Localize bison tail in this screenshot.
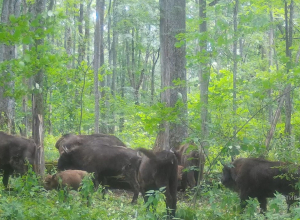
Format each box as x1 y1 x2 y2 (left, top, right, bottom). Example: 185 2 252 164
137 148 156 160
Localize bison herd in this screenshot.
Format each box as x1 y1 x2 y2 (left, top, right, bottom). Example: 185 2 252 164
1 131 300 216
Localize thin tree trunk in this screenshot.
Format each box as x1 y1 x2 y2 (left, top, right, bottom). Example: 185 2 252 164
232 0 239 147
94 0 101 133
150 49 160 106
199 0 209 147
32 0 45 177
268 9 274 123
99 0 106 133
284 0 293 136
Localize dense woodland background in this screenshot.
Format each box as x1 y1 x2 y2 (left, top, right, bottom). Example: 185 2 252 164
0 0 300 178
1 0 300 219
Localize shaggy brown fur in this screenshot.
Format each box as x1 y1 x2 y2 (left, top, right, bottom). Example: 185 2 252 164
176 143 205 191
0 132 36 187
221 158 300 213
138 148 178 217
58 144 141 203
55 133 127 155
44 170 88 190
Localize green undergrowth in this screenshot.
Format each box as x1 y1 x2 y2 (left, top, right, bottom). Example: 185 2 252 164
2 172 300 220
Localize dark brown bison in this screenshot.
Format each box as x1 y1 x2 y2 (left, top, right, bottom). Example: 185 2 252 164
138 148 178 217
221 157 300 213
55 133 127 155
57 144 141 203
176 143 205 191
0 132 36 187
44 170 89 190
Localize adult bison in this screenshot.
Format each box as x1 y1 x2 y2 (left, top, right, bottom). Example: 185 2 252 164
0 132 36 187
55 133 127 155
57 144 141 203
44 170 88 191
138 148 178 217
176 143 205 191
221 157 300 213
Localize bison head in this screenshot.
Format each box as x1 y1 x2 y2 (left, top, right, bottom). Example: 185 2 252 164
44 174 58 190
221 164 237 191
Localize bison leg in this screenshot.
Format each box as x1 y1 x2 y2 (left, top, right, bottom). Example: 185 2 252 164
3 171 9 187
180 173 188 191
3 168 12 188
239 193 248 212
128 177 140 204
286 196 297 212
186 171 196 188
257 197 267 213
123 169 140 204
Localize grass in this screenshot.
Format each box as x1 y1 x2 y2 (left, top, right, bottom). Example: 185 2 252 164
2 174 300 220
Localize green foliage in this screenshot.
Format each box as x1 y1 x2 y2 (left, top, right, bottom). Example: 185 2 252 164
79 173 96 207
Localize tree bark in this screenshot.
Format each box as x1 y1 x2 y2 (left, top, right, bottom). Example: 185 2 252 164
284 0 293 136
0 0 20 134
232 0 239 147
155 0 187 150
32 0 45 176
99 0 106 133
94 0 101 133
199 0 210 147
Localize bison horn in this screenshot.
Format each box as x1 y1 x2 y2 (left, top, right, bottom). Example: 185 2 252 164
62 145 69 154
137 151 142 157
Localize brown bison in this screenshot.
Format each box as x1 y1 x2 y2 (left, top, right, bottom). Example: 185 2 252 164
0 132 36 187
176 143 205 191
138 148 178 217
44 170 88 190
57 143 141 203
221 157 300 213
55 133 127 155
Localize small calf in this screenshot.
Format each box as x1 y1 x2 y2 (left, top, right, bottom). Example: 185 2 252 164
177 165 184 181
44 170 88 191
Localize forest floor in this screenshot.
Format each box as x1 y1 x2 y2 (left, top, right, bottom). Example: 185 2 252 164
0 176 299 220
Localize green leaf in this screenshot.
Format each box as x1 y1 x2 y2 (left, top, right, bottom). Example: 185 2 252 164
22 36 33 44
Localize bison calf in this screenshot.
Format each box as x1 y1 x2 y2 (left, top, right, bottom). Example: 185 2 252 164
176 143 205 191
138 148 178 217
44 170 88 191
221 158 300 213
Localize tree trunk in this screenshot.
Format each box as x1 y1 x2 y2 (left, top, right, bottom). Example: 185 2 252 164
155 0 187 150
284 0 293 136
32 0 45 176
268 9 274 123
0 0 20 134
150 49 160 106
232 0 239 147
199 0 210 147
99 0 106 133
94 0 101 133
109 0 119 133
85 1 92 63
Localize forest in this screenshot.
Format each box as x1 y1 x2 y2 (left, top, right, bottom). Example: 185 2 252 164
0 0 300 219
